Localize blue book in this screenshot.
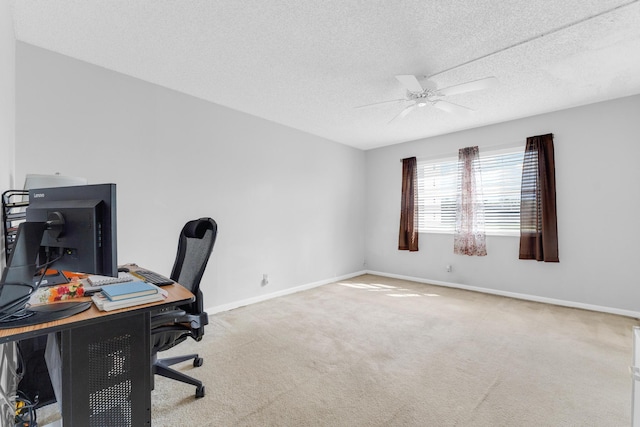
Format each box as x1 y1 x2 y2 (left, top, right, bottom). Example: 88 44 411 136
101 280 158 301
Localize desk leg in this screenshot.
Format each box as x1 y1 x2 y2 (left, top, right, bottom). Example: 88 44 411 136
61 312 151 426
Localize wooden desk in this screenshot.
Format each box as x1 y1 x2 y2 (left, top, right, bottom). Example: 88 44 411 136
0 283 194 343
0 282 194 426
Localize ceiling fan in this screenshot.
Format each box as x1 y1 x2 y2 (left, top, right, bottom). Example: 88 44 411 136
357 75 498 122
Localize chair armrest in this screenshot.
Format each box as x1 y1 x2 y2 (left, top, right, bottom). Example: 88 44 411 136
150 309 208 330
183 312 208 329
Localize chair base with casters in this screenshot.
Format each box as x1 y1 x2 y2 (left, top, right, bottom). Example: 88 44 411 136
152 352 205 398
151 308 209 398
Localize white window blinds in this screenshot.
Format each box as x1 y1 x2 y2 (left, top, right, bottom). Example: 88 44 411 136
416 145 524 235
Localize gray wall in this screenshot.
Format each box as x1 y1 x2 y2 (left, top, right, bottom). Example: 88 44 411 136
1 1 16 268
365 94 640 314
15 42 366 311
13 41 640 315
0 0 16 400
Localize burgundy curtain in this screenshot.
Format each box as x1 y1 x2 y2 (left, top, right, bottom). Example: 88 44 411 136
398 157 418 251
519 133 559 262
454 146 487 256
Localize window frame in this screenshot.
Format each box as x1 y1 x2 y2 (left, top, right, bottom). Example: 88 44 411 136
415 144 525 237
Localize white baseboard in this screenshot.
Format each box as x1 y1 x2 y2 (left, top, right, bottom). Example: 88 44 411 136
206 270 367 315
205 269 640 319
365 270 640 319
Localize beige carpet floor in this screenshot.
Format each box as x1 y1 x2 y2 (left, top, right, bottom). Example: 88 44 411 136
148 274 639 426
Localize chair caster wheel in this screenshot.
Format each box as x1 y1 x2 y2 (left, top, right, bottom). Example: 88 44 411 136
194 357 203 367
196 385 205 398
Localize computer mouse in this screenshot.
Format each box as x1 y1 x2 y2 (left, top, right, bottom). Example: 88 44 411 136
118 267 130 273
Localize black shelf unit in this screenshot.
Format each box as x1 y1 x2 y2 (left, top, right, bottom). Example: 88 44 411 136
2 190 29 263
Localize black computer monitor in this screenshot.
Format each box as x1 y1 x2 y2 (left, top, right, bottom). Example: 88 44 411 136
25 183 118 278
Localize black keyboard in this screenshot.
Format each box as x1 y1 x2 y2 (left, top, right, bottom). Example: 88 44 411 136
133 270 174 286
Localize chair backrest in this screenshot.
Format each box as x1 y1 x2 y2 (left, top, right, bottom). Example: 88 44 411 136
170 218 217 314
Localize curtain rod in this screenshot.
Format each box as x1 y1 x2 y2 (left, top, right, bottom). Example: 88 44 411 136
400 140 524 163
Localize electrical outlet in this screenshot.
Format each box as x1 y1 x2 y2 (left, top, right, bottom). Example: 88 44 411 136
446 265 452 273
261 274 269 286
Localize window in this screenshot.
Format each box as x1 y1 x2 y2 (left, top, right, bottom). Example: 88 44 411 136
416 146 524 235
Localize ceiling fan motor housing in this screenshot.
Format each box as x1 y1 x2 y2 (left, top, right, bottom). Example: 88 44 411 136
409 90 438 106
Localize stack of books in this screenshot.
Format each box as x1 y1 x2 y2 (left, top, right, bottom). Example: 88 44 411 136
91 280 165 311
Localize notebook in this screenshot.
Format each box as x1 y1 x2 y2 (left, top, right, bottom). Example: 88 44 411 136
101 281 158 301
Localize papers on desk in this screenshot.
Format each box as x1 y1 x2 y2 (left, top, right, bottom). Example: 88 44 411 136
91 283 167 311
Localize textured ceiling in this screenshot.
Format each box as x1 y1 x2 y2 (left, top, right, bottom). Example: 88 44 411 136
11 0 640 150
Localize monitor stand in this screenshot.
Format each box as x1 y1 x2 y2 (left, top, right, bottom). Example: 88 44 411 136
33 269 70 287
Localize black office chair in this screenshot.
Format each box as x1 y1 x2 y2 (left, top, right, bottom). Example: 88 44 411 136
151 217 217 398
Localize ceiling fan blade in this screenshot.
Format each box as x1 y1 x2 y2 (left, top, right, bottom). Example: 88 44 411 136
432 100 475 114
388 103 417 123
437 76 498 97
355 98 407 109
395 75 424 93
